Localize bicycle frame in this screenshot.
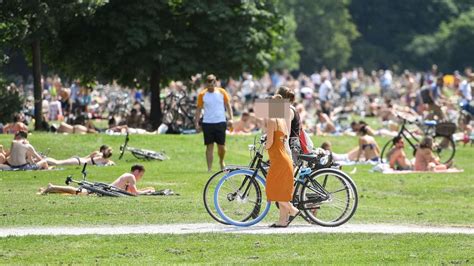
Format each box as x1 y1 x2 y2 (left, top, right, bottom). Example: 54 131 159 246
231 137 331 211
118 133 130 160
395 119 421 151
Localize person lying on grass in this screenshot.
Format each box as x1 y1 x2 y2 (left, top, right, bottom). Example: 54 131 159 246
1 131 49 170
38 164 155 195
45 145 115 166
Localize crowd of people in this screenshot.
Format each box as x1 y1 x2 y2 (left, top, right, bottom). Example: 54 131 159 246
2 66 472 228
1 64 473 172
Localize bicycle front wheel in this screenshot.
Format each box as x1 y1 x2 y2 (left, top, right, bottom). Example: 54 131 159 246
214 169 270 227
432 135 455 164
299 169 358 227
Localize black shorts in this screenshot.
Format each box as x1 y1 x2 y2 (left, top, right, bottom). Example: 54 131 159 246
202 122 227 145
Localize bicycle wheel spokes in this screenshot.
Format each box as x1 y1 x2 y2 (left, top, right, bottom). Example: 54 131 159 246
300 169 358 227
216 174 261 222
214 170 270 226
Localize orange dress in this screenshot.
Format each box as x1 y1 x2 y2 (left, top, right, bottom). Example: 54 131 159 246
266 128 294 202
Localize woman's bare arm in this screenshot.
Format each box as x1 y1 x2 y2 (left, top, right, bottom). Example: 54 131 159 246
265 119 275 150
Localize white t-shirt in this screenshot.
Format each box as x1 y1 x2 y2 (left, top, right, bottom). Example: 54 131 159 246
459 80 472 104
197 88 230 124
319 80 332 101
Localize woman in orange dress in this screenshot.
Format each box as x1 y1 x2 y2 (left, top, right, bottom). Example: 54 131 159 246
264 113 300 228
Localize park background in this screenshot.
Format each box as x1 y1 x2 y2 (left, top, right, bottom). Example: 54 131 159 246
1 0 473 264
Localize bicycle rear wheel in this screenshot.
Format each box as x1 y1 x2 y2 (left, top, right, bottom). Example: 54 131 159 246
214 169 270 227
299 169 358 227
379 138 394 164
432 135 455 164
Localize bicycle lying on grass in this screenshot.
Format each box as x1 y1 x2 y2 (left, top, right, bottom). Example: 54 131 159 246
204 135 358 227
118 133 169 161
65 163 136 197
380 113 456 164
65 164 179 197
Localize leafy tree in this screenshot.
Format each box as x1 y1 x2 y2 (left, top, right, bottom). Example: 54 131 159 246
407 8 474 71
284 0 359 72
0 0 104 130
51 0 286 129
269 12 302 71
349 0 462 69
0 77 23 124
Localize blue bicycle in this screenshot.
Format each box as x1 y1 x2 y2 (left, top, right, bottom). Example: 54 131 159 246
210 135 358 227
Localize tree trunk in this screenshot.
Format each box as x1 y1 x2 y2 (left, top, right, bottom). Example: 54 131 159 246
149 66 162 130
32 38 44 131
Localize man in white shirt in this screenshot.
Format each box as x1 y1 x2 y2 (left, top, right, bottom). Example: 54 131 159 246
458 75 472 106
319 76 333 115
195 74 234 171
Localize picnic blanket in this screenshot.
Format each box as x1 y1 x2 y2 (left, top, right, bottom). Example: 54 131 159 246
371 163 464 174
381 168 464 174
0 166 63 171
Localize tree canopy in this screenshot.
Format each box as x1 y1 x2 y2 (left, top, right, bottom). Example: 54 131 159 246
49 0 286 128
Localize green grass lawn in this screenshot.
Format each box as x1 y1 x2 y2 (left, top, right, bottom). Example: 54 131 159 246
0 133 473 264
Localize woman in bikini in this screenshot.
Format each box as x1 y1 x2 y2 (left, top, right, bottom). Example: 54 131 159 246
45 145 115 166
355 125 381 162
414 137 451 171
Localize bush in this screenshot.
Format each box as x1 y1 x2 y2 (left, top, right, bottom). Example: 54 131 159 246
0 77 23 124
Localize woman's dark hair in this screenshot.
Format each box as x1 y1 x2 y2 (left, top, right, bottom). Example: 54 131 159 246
419 137 433 149
359 125 368 135
131 164 145 172
276 86 295 103
99 145 112 158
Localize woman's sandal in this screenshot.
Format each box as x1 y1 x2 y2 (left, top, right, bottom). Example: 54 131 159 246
287 211 301 226
269 223 288 228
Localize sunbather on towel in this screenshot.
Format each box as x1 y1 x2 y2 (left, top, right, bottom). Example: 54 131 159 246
38 164 155 195
414 137 452 171
45 145 115 166
386 136 413 170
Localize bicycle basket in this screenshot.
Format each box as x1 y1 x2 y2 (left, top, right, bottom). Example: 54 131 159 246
435 122 456 136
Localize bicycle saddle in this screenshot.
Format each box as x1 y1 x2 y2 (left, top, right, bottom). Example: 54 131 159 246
424 120 437 126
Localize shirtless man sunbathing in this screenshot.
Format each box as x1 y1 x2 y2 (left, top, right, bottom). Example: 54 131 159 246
386 136 412 170
1 131 49 170
39 164 154 195
45 145 115 166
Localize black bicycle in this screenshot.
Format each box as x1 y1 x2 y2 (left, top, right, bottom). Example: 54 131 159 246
162 91 197 133
65 164 136 197
118 133 169 161
380 113 456 164
204 135 358 227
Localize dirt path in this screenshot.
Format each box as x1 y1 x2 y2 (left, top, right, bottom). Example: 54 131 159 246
1 223 473 237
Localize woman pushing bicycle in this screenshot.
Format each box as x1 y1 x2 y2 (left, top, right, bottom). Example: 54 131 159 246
263 95 300 228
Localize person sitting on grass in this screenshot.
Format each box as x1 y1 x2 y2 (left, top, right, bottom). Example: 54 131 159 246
45 145 115 166
230 111 256 135
2 131 49 170
355 125 381 163
386 136 412 170
2 113 29 134
38 164 155 195
414 137 452 171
